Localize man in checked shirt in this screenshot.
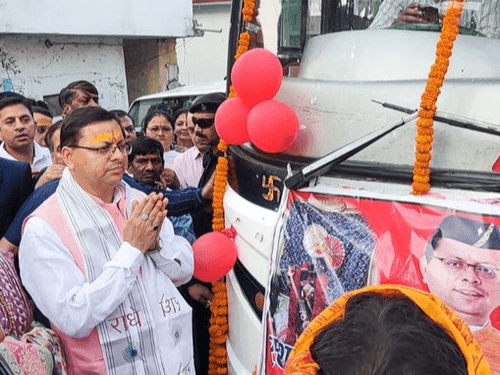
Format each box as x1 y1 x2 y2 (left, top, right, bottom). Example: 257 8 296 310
369 0 500 39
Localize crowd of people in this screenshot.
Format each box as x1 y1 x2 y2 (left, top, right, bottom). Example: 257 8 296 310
0 78 495 375
0 80 225 375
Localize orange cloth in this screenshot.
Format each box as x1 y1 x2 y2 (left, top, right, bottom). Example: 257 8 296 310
284 285 491 375
474 323 500 375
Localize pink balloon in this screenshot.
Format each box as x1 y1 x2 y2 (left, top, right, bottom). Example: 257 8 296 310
193 232 238 282
247 100 300 153
231 48 283 107
215 97 251 145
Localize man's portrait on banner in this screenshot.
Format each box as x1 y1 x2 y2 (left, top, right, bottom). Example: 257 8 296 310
418 215 500 373
419 215 500 328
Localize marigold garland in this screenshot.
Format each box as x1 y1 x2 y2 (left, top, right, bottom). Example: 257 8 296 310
412 0 464 195
242 0 256 23
208 1 256 374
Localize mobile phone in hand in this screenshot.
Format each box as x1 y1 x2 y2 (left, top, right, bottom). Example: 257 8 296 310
419 5 440 23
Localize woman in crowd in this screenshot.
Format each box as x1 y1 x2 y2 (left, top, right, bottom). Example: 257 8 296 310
173 108 194 152
0 248 67 374
143 108 180 167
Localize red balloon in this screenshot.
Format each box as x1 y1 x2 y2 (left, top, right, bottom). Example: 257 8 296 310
247 100 300 153
231 48 283 107
192 232 238 282
215 97 251 145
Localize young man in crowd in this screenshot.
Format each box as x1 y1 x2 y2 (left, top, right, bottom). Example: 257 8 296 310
0 93 51 173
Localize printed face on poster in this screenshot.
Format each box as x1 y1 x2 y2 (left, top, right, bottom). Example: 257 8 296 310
265 189 500 375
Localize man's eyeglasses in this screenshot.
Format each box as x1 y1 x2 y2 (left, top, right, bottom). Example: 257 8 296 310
433 256 500 280
69 143 131 156
192 117 214 129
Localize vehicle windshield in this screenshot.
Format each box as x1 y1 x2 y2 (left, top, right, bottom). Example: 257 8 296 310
233 0 500 170
252 0 500 59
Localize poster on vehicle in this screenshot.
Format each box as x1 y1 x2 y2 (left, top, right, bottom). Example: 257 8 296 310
264 188 500 375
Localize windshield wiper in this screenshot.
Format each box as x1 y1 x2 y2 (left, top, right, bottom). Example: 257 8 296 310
372 100 500 136
284 112 419 189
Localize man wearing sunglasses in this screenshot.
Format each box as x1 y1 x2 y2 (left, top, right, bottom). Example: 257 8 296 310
171 93 225 375
172 93 225 189
419 215 500 373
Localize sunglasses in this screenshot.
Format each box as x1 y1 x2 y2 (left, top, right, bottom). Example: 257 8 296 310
192 117 215 129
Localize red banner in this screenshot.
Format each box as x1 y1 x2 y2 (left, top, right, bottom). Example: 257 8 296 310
265 190 500 374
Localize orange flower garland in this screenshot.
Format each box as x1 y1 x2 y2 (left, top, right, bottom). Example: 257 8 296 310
242 0 256 23
208 2 256 374
412 0 464 195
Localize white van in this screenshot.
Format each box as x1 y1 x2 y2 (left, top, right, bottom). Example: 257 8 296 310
128 81 226 129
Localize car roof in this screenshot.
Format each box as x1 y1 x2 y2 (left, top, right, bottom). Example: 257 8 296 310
129 81 227 106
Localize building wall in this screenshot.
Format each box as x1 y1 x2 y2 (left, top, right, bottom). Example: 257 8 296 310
176 2 231 86
124 38 179 104
0 0 194 38
0 34 128 112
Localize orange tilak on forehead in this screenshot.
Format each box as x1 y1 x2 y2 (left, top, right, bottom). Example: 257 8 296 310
36 118 52 126
89 128 123 144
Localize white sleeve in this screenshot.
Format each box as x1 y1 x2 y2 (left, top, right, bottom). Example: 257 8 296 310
147 218 194 286
19 216 145 339
369 0 409 29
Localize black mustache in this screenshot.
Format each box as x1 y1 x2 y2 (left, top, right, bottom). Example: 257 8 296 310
195 132 207 139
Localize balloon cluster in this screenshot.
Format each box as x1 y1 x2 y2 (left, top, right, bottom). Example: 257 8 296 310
215 48 300 153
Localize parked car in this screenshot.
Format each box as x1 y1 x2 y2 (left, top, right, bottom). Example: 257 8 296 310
128 81 226 130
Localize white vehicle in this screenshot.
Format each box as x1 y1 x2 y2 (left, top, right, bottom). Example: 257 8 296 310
222 0 500 374
128 81 226 128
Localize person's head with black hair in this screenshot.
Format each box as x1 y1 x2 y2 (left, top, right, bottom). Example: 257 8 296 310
127 136 164 186
32 101 53 147
110 109 137 146
420 215 500 327
173 107 194 150
44 120 64 164
285 285 490 375
0 93 36 163
189 93 225 154
143 108 175 152
309 292 467 375
60 107 128 203
32 100 51 112
59 80 99 118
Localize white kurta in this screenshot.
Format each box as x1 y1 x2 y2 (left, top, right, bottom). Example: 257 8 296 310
19 184 195 375
20 217 193 337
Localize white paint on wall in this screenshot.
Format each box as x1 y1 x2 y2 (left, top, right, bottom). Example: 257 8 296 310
176 2 231 86
0 0 194 38
0 35 128 111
